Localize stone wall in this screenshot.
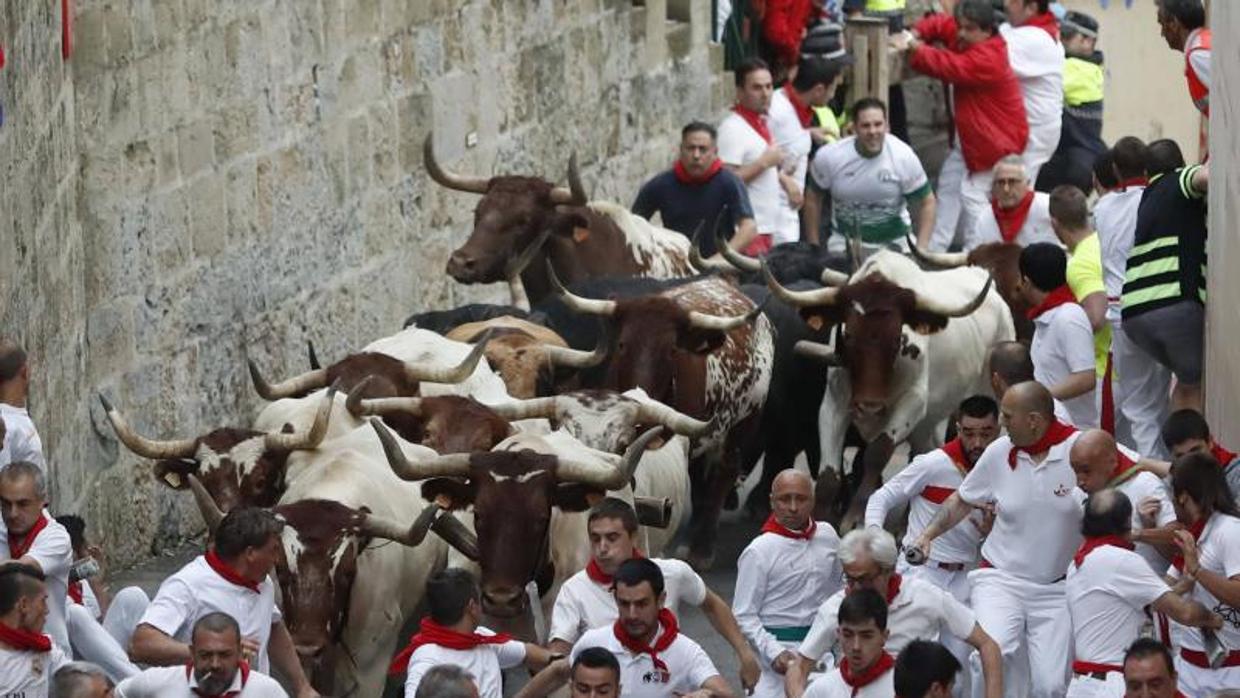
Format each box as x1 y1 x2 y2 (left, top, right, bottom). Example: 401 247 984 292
0 0 725 568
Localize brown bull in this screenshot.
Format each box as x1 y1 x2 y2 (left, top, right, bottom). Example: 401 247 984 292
906 235 1031 340
445 316 605 398
345 382 514 454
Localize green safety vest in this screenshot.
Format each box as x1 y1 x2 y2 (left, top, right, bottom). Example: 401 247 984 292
1063 57 1104 107
866 0 905 12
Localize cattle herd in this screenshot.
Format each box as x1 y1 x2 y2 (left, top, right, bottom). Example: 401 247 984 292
98 137 1028 694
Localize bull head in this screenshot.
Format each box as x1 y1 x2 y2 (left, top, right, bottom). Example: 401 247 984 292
452 323 607 400
906 233 1031 340
100 389 334 512
346 383 515 453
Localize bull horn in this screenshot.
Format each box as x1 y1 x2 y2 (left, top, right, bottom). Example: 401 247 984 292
549 152 589 205
186 473 225 534
914 275 994 318
905 232 969 269
347 379 425 418
820 267 850 286
248 358 328 401
763 261 839 307
546 261 617 316
634 401 713 437
353 504 442 547
264 385 335 451
506 228 551 278
484 397 562 422
307 340 321 370
556 426 665 490
423 135 490 194
431 512 480 561
686 299 764 332
542 328 609 368
794 340 840 365
717 228 762 273
372 420 472 480
99 394 198 459
688 220 732 274
404 330 492 384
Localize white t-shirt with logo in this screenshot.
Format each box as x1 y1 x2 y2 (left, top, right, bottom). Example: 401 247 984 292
549 558 707 645
570 622 720 698
1178 513 1240 653
718 111 782 238
1067 544 1170 666
0 517 72 652
0 644 67 697
810 135 929 244
403 627 526 698
1030 303 1098 428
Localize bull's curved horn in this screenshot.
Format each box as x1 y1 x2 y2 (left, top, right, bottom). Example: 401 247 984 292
794 340 840 365
99 395 198 459
352 504 440 547
763 261 840 307
542 328 609 368
423 135 490 194
634 401 713 438
913 275 995 318
248 358 328 401
404 330 492 384
347 377 425 418
549 153 589 205
820 267 850 286
546 261 617 316
264 386 335 451
905 232 969 269
556 426 665 490
686 300 764 332
307 340 321 370
484 397 562 422
717 229 762 273
186 473 225 534
372 420 472 480
688 221 732 274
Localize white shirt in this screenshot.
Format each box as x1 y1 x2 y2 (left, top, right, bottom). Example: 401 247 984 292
968 192 1058 250
1094 187 1144 321
957 432 1085 583
803 664 895 698
768 88 812 244
1115 471 1176 573
139 556 282 673
1067 544 1170 665
549 558 707 645
1185 28 1211 90
999 23 1064 154
0 403 46 471
115 664 288 697
864 447 983 565
0 517 72 652
733 523 843 665
798 576 976 662
1179 513 1240 652
0 643 67 697
810 135 929 243
718 111 782 237
1030 303 1098 428
404 627 526 698
571 622 720 698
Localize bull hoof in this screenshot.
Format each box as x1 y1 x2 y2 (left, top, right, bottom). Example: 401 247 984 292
686 551 716 573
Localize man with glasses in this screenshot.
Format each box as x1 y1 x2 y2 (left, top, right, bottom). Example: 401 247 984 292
968 155 1057 250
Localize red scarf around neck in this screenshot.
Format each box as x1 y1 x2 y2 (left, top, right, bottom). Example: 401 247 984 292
1107 450 1140 487
614 608 679 673
1211 444 1237 467
783 83 814 127
732 105 772 144
0 621 51 653
884 574 902 604
205 549 260 594
1008 420 1077 468
992 190 1036 243
68 581 84 606
1026 285 1079 321
7 515 48 560
1073 535 1134 568
673 159 724 186
388 618 514 675
941 438 971 474
840 652 895 695
761 514 817 540
1171 517 1208 572
1117 176 1149 191
188 659 250 697
586 549 645 587
1024 12 1060 41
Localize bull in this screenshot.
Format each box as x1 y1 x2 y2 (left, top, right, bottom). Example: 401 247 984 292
764 251 1014 529
444 316 606 399
906 235 1032 341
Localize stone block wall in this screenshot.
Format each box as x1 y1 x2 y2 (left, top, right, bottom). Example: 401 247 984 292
0 0 725 568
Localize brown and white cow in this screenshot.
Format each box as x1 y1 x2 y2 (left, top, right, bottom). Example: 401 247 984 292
764 250 1014 528
444 316 606 399
906 235 1032 341
547 268 774 569
426 136 695 304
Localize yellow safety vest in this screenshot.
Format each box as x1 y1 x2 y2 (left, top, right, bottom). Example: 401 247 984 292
1063 57 1104 107
866 0 906 12
812 106 842 143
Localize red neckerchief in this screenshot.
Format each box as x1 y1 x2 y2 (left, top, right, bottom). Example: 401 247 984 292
1026 285 1079 321
0 622 51 653
941 438 971 474
885 574 902 604
992 190 1036 243
1073 535 1135 568
1117 177 1149 192
761 514 817 540
783 83 814 127
1211 444 1237 467
673 159 724 186
1023 12 1060 41
388 618 514 675
1107 449 1141 487
840 652 895 696
187 660 250 697
586 549 645 586
1008 421 1077 468
204 549 261 594
1171 517 1208 572
68 581 84 606
614 608 679 673
732 104 773 144
7 515 48 560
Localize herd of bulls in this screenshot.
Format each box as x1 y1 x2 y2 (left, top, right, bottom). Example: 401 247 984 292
98 138 1033 694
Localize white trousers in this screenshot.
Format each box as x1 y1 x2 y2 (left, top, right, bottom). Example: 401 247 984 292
929 146 994 252
67 586 149 682
1111 322 1171 459
1173 655 1240 697
1065 671 1124 698
968 569 1071 698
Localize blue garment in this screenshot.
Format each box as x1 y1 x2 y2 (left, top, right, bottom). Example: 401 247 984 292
632 168 755 257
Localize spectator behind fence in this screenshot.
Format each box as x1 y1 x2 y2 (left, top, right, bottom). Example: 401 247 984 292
1036 10 1105 194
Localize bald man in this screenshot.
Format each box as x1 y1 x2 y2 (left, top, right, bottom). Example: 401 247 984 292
987 342 1071 423
912 382 1082 698
1070 430 1178 573
733 471 843 697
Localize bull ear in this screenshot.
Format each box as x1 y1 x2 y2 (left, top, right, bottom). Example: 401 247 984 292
799 306 846 333
904 311 950 335
675 327 728 355
420 478 475 510
549 211 592 240
553 483 601 512
153 459 197 490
